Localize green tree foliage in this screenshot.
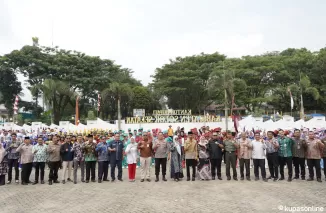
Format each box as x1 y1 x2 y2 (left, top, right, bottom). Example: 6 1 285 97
0 38 150 123
152 48 326 114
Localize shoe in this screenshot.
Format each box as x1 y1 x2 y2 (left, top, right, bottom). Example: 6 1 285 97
15 180 19 184
140 179 144 182
74 181 77 184
91 179 96 182
111 179 115 182
21 182 28 185
218 177 222 180
240 177 244 181
212 176 215 180
307 178 314 181
263 178 268 182
293 176 299 180
246 177 251 181
49 181 52 185
32 181 38 185
7 180 11 184
53 180 60 183
146 179 151 182
41 180 45 184
267 176 272 180
162 176 167 181
187 177 190 181
192 177 195 181
273 178 278 181
85 180 89 183
255 177 259 181
118 179 123 182
155 176 159 182
287 178 292 182
62 180 65 184
278 177 284 181
227 176 231 181
67 178 73 182
174 179 179 182
103 179 109 182
81 180 85 182
98 180 102 183
233 177 238 181
317 178 322 182
28 180 32 183
301 177 305 180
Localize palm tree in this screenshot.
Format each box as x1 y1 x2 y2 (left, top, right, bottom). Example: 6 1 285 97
208 67 246 130
101 82 133 130
31 79 77 124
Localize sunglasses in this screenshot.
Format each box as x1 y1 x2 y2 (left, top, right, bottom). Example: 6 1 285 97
213 135 218 136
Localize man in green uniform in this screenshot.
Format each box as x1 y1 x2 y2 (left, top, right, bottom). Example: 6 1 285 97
224 131 239 181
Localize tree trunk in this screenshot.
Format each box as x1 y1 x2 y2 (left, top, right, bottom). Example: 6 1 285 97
117 96 121 130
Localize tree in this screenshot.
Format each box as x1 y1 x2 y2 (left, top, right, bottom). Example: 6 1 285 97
152 52 225 113
31 79 77 124
0 59 22 115
102 82 133 130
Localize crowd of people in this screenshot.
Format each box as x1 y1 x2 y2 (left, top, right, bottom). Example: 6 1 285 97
0 125 326 186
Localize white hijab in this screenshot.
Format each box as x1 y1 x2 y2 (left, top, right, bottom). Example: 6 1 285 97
173 136 181 155
0 144 5 162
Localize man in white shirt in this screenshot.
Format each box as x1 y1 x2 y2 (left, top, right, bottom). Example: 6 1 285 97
252 133 268 182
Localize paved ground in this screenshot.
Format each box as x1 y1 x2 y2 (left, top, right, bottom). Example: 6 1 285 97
1 165 326 213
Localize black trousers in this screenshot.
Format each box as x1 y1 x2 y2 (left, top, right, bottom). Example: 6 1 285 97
186 159 196 178
239 158 250 178
279 156 292 178
48 161 60 182
98 161 109 181
86 161 96 181
34 162 45 181
110 160 122 180
21 163 33 183
210 158 222 177
225 152 237 178
0 175 5 185
155 158 167 176
307 159 321 179
7 158 19 181
267 152 279 178
292 157 305 178
253 159 266 178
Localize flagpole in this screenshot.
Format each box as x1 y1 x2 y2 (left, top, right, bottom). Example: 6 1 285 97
299 70 304 119
223 61 228 131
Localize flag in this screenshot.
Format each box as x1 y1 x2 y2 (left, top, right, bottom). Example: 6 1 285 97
75 96 79 126
97 93 101 112
233 115 239 133
13 95 19 115
287 87 294 110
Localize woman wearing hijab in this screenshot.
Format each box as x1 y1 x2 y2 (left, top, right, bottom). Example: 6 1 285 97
125 137 138 182
169 136 184 181
0 143 8 185
197 136 211 180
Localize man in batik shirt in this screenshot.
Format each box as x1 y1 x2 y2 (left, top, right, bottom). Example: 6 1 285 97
73 135 85 184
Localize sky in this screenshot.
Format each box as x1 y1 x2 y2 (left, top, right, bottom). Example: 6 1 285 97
1 0 326 102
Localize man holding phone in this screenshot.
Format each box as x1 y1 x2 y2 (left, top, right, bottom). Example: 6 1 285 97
138 132 153 182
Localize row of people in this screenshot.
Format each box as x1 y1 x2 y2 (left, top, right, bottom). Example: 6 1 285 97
0 128 325 186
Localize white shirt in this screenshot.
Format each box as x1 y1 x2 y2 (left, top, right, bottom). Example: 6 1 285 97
251 140 267 159
125 143 138 164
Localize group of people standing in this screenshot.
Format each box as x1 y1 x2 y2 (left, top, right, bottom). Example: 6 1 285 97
0 127 326 186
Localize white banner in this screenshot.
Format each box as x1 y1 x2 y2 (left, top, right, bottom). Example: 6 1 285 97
31 122 42 130
4 122 14 130
133 109 145 117
59 121 70 130
86 120 97 125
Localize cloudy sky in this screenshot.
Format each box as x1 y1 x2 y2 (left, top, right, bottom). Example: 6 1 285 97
1 0 325 102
